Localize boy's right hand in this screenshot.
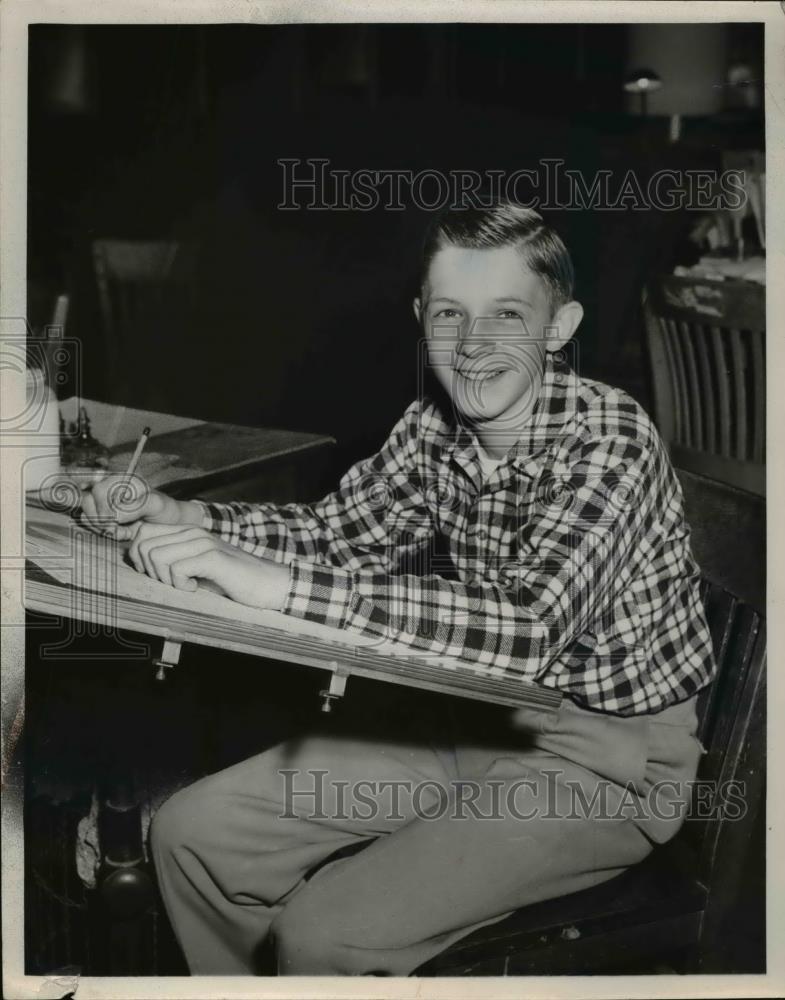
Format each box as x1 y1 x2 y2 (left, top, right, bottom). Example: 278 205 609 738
79 474 202 541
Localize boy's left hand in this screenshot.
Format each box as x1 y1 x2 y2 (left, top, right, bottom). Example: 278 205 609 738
127 523 290 611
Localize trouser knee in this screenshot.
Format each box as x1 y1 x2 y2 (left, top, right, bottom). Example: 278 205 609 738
271 897 349 975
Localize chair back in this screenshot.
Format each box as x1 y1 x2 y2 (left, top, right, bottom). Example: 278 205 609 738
644 275 765 495
92 239 197 399
674 467 765 889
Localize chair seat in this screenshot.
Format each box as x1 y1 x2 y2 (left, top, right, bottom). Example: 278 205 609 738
414 836 708 976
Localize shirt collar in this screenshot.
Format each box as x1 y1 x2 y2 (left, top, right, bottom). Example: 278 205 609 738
441 353 577 482
510 352 576 466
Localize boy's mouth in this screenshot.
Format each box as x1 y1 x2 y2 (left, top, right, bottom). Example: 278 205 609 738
454 366 509 384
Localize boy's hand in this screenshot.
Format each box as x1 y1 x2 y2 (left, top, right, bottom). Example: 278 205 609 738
79 474 202 540
128 523 290 611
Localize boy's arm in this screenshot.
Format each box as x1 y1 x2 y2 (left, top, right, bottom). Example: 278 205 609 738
280 423 672 692
195 402 434 573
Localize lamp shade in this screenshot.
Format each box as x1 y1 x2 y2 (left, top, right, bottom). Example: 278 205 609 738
623 68 663 94
625 23 728 116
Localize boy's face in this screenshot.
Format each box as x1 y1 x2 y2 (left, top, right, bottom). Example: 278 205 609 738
416 244 570 432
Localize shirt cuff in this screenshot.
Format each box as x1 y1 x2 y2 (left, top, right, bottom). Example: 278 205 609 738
191 499 218 532
281 559 356 631
192 499 264 548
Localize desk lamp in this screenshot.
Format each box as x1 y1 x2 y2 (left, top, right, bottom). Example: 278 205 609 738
623 68 662 117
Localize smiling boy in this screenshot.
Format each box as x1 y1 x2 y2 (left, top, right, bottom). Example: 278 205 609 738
83 202 716 976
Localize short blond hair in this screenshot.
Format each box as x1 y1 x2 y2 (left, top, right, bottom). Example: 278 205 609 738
421 201 574 313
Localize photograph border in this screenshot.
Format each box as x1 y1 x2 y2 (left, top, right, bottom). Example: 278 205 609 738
2 1 783 997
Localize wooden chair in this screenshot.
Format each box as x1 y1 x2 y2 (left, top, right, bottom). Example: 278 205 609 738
415 468 765 976
643 274 765 496
92 239 197 398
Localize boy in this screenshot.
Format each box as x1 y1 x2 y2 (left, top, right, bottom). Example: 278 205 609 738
82 202 716 976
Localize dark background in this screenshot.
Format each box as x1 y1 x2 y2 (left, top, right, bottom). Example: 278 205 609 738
28 21 764 473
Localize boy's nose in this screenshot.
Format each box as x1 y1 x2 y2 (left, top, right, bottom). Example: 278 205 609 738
456 319 512 358
455 338 497 359
456 316 527 352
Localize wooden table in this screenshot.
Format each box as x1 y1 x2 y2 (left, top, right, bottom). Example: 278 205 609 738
56 397 336 504
117 422 335 504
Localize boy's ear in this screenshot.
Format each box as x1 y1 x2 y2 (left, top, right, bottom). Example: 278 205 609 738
413 297 422 324
547 300 583 352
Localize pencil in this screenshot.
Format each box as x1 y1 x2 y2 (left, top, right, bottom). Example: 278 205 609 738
91 426 151 536
126 426 151 478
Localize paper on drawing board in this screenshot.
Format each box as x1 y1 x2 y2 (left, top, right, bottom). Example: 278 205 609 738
24 504 428 660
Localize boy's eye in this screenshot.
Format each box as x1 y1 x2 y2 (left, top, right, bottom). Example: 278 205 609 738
498 310 522 319
434 308 461 319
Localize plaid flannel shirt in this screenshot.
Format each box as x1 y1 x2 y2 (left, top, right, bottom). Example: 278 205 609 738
198 355 716 716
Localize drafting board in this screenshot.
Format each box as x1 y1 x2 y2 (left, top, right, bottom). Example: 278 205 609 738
24 504 562 712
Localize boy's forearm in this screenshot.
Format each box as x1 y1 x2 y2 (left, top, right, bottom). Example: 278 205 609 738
177 498 207 527
194 499 300 551
194 498 371 564
279 558 550 678
148 493 205 527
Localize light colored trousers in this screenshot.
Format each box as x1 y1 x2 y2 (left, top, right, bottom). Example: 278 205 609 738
151 689 703 976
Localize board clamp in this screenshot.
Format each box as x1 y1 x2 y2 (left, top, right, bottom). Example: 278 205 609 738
153 639 183 681
319 661 349 712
